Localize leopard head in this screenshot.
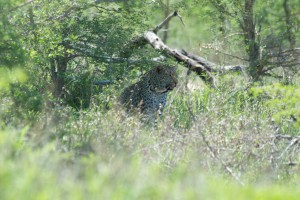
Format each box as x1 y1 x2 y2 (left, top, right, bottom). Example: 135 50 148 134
148 65 178 94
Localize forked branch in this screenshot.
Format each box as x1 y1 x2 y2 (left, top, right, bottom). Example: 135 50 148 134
123 11 244 87
153 11 185 33
123 11 218 87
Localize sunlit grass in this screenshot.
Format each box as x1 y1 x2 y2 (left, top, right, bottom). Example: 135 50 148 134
1 126 300 200
1 71 300 199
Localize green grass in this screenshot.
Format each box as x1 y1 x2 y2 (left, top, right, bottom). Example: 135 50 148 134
1 126 300 200
1 71 300 199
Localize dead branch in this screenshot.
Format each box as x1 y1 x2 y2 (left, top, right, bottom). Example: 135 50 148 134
153 11 184 33
278 137 300 160
143 31 217 87
199 128 245 186
272 134 300 141
122 11 246 87
186 103 245 186
121 11 183 57
121 11 217 87
272 134 300 161
180 49 244 74
179 49 217 72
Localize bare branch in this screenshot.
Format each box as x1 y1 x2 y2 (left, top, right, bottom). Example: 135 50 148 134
176 12 185 27
186 104 245 186
199 128 245 186
272 134 300 141
153 11 184 33
8 0 35 12
180 49 244 74
122 11 247 87
278 137 300 159
143 31 217 87
202 45 249 62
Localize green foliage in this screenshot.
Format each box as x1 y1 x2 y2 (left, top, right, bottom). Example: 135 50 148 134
1 1 300 199
10 83 44 112
13 0 159 108
1 98 300 199
0 68 27 91
63 68 94 110
0 0 26 67
251 83 300 128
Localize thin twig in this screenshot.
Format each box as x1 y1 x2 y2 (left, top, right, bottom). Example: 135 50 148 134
272 134 300 141
202 45 248 62
132 139 175 156
223 32 245 40
199 127 245 186
187 105 245 186
278 137 300 159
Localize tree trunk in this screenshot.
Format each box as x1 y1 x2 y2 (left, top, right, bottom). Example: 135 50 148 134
50 56 69 98
242 0 261 80
283 0 295 49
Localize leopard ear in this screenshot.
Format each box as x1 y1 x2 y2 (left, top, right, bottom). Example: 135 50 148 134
156 65 163 73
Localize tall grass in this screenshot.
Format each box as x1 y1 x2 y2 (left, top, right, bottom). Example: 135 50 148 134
1 72 300 199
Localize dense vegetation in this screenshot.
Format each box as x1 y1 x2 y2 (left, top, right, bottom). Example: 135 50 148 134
1 0 300 199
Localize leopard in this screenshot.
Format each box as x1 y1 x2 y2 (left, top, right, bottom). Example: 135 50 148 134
120 65 178 119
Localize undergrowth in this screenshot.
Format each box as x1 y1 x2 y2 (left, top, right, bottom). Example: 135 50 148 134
1 72 300 199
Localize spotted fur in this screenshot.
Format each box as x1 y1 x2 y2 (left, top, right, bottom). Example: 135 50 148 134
120 65 177 118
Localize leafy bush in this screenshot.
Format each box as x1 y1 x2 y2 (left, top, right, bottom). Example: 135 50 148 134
1 0 300 199
251 83 300 129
